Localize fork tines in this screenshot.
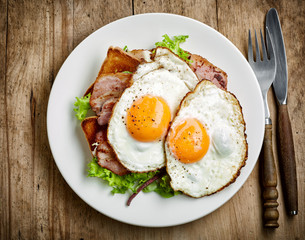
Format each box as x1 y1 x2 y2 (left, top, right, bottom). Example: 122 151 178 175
248 28 274 63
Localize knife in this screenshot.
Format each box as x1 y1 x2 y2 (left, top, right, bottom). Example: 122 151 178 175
266 8 298 215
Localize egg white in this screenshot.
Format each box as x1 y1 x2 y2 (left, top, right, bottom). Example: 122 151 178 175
165 80 247 197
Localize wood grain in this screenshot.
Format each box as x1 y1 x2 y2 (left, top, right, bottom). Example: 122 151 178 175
0 0 304 239
0 0 9 239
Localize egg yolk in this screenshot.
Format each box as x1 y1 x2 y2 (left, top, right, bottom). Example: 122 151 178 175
126 95 171 142
168 118 210 164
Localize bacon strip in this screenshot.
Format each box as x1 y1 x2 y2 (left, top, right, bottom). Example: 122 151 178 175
97 97 118 125
189 54 228 90
81 117 129 176
90 73 132 126
95 128 129 176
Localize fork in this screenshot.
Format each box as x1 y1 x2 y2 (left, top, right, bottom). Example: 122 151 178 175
248 28 279 228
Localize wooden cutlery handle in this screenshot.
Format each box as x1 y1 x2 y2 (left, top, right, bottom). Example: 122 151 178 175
262 124 279 228
277 104 298 215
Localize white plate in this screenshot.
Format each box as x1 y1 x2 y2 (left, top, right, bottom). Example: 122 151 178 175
47 13 264 227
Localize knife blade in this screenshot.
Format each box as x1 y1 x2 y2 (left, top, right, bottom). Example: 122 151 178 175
266 8 298 215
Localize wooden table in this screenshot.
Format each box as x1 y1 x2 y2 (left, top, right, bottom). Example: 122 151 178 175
1 0 304 239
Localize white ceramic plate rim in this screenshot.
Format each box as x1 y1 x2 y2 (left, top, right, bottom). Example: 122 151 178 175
47 13 264 227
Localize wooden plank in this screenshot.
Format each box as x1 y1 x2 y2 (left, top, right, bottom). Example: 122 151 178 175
48 1 74 239
5 0 36 238
4 0 58 239
0 0 9 239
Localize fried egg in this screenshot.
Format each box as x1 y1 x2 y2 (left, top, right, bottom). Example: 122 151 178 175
165 80 247 198
107 47 199 172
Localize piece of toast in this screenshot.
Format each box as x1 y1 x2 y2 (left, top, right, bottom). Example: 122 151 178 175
81 116 101 152
98 47 141 76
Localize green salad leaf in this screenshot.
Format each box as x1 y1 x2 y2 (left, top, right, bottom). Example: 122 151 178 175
155 34 190 62
73 93 91 121
87 157 179 197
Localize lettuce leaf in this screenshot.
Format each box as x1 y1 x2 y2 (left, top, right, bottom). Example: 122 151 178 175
155 34 190 62
73 93 91 121
87 157 179 197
